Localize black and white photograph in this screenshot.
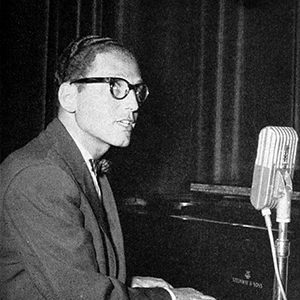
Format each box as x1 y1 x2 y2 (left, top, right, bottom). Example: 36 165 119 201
1 1 300 299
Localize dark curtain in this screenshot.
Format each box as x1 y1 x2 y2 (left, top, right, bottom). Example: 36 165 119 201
1 0 300 197
110 0 300 196
194 0 300 186
1 0 116 158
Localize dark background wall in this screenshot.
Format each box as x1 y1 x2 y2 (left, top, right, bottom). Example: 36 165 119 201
1 0 300 198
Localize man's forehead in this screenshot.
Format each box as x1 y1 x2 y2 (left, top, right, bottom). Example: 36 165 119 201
94 51 137 69
87 52 142 83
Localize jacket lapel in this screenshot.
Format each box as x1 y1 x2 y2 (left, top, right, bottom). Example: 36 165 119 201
99 175 126 280
44 119 119 276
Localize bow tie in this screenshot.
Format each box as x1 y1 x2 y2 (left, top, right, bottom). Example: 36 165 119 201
89 159 112 176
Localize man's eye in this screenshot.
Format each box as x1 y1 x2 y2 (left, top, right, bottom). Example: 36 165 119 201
113 80 123 88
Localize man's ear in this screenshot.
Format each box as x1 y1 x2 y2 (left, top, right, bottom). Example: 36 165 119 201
58 82 78 113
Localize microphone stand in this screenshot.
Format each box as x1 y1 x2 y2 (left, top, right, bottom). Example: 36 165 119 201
273 170 292 300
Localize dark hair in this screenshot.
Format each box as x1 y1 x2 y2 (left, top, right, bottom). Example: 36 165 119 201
55 35 136 86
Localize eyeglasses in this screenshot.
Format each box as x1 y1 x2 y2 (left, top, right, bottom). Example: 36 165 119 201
70 77 149 106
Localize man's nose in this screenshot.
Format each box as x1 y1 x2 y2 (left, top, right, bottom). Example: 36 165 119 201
125 89 139 111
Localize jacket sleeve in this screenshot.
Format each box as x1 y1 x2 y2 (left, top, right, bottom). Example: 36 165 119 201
2 165 170 300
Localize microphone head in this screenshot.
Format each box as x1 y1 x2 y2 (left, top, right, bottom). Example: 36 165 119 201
250 126 298 210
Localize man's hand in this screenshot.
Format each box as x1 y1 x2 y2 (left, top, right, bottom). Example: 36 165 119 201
131 276 216 300
171 287 216 300
131 276 173 289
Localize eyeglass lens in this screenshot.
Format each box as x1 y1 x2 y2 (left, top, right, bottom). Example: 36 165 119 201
111 78 148 103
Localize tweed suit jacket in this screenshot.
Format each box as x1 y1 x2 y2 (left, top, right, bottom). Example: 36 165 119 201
0 118 170 300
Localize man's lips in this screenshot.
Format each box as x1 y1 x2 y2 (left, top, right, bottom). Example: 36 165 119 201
116 119 136 129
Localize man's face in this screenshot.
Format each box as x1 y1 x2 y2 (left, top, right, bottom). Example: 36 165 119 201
74 51 141 152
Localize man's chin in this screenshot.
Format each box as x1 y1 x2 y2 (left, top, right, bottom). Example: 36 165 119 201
112 138 131 148
119 141 131 147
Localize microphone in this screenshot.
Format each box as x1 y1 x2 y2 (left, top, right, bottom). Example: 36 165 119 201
250 126 298 211
250 126 298 300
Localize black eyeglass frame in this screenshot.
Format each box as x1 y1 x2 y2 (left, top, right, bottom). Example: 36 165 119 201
70 77 149 105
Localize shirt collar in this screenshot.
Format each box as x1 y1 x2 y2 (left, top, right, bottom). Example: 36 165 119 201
68 134 94 173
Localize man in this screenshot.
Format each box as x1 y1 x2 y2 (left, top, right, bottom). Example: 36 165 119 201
0 36 215 299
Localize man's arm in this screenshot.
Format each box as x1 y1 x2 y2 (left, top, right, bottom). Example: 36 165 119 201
2 165 170 299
